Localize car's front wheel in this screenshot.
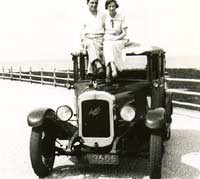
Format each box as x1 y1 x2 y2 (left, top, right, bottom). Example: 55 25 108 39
30 126 55 177
149 134 163 179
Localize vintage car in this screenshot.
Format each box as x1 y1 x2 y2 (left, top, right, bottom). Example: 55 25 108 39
27 46 173 179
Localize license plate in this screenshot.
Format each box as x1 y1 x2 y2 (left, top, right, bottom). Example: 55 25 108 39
86 154 119 164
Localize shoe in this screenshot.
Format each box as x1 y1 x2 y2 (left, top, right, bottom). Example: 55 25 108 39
96 66 105 78
92 60 105 78
89 80 94 88
87 73 96 80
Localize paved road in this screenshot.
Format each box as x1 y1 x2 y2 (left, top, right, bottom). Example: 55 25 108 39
0 80 200 179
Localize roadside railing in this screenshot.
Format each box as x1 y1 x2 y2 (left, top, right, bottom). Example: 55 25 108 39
166 78 200 109
0 66 199 109
0 66 74 88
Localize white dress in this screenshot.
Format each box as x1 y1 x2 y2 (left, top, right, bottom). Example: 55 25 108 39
103 12 128 71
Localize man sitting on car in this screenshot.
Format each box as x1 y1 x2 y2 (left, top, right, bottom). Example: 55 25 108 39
80 0 105 80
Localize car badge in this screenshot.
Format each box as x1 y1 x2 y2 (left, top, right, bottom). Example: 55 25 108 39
89 107 101 117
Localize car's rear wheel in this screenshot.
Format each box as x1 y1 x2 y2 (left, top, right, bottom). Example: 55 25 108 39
149 134 162 179
30 126 55 177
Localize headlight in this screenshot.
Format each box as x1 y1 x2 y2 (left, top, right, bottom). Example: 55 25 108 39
56 105 73 121
120 105 136 121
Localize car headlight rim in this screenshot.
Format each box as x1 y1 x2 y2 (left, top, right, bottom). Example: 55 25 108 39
120 104 136 122
56 105 73 121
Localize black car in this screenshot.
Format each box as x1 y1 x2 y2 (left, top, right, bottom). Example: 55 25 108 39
27 46 173 179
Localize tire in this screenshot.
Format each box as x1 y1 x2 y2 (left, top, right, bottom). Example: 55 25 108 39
164 123 171 141
149 134 162 179
30 126 55 177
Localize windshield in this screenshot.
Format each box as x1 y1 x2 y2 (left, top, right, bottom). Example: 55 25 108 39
121 55 147 70
119 55 147 80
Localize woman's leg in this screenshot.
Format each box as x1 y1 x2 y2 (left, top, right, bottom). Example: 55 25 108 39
103 41 115 67
104 40 125 78
110 61 118 78
106 63 111 78
105 62 111 84
104 41 117 80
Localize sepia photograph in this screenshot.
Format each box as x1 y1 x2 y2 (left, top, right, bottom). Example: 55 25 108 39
0 0 200 178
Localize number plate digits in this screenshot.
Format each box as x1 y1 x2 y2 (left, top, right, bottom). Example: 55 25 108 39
86 154 119 164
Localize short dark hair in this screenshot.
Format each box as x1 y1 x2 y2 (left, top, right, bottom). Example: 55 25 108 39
105 0 119 9
87 0 98 4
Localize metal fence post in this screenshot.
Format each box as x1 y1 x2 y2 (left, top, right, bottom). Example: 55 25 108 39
2 66 4 79
29 67 32 83
65 69 71 88
10 66 13 80
19 67 22 81
41 68 43 84
53 68 56 86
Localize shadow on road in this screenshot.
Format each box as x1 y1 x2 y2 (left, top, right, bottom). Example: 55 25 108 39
43 156 150 179
162 129 200 179
41 129 200 179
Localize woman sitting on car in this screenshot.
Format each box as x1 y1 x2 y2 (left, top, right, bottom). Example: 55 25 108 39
103 0 128 83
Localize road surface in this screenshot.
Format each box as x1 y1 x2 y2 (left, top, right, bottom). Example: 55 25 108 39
0 80 200 179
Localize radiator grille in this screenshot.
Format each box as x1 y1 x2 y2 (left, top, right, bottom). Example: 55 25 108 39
81 100 110 137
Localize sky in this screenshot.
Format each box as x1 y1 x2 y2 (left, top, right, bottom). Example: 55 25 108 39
0 0 200 62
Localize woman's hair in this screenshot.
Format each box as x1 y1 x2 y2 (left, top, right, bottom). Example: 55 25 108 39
105 0 119 9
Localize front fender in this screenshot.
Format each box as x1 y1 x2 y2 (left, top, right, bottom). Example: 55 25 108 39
27 108 56 127
145 107 165 129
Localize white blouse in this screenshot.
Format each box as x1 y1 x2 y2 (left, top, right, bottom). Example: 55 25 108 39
104 12 127 40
